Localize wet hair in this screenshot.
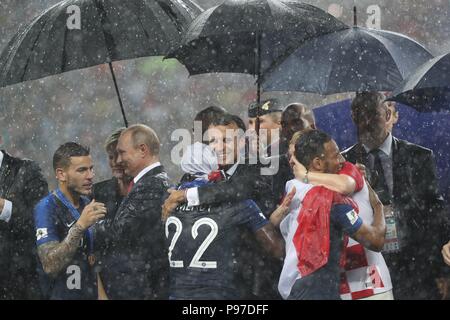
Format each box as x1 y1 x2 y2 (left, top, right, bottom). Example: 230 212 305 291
282 103 315 142
282 103 315 127
351 91 386 119
209 113 246 135
104 127 126 151
294 130 331 168
230 114 247 132
194 106 227 136
123 124 160 156
53 142 90 171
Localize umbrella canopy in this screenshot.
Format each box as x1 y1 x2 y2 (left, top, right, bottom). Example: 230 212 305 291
0 0 203 126
167 0 348 101
388 52 450 112
262 26 433 95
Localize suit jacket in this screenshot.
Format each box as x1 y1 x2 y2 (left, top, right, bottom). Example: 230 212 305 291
198 163 277 216
270 141 294 206
95 165 169 300
93 177 123 220
342 137 449 299
0 150 48 299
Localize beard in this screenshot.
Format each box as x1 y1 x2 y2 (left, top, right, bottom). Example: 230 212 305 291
67 180 92 197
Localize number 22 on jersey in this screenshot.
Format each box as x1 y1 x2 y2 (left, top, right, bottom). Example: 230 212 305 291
165 216 218 269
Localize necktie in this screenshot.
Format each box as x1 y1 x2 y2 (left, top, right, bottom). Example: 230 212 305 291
369 149 391 204
127 180 135 194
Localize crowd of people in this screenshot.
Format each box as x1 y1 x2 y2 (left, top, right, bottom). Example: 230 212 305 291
0 0 450 302
1 91 449 300
1 0 450 193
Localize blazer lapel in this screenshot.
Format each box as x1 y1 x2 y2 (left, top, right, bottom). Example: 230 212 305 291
346 143 369 166
391 137 409 201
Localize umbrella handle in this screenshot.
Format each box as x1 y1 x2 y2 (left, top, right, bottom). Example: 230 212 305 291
108 62 129 128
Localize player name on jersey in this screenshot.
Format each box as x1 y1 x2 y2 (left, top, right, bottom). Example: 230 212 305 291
176 203 212 213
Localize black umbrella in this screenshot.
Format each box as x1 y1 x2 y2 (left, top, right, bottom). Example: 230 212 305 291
167 0 348 103
0 0 202 127
388 52 450 112
261 25 433 94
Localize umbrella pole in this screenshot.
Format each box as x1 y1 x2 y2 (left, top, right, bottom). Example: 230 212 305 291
255 32 262 163
256 32 262 105
255 32 262 135
108 62 129 128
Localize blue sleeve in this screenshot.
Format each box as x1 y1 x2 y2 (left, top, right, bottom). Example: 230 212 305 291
33 197 60 246
330 204 363 235
178 179 210 190
239 200 269 232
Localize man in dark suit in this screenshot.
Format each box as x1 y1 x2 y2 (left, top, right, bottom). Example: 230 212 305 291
163 113 281 299
95 124 170 300
0 142 48 299
342 91 449 299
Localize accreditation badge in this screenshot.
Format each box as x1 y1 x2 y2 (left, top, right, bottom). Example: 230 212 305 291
382 204 401 253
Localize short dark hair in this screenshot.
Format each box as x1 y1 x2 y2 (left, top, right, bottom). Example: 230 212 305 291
281 102 315 142
210 113 246 134
294 130 331 167
53 142 90 171
351 91 386 116
194 106 227 136
230 114 247 132
282 103 315 127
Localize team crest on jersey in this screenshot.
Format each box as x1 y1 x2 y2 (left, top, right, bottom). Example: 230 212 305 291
36 228 48 240
346 210 358 225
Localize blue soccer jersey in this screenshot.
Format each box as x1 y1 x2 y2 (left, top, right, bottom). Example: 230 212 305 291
166 184 269 300
34 193 96 300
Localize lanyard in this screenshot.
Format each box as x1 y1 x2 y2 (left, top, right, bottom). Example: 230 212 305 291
54 189 94 254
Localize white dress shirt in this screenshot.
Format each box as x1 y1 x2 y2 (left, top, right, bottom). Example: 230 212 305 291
0 151 13 223
186 161 239 207
133 162 162 184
